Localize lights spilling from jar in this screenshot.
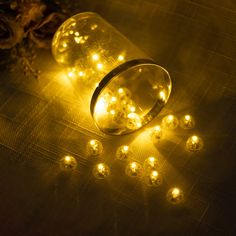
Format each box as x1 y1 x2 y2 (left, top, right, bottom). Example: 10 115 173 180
162 114 179 129
93 163 110 179
86 139 103 156
180 114 195 129
52 12 171 135
116 145 132 160
125 161 143 177
167 187 184 204
186 135 203 152
59 155 77 171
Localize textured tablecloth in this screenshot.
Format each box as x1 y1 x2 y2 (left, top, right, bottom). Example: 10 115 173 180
0 0 236 235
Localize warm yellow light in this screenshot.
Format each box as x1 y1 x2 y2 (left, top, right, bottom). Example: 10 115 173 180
92 54 99 61
87 139 103 156
78 71 84 77
74 31 79 36
167 187 184 204
186 135 203 152
159 91 166 102
162 114 179 129
97 63 103 70
63 42 67 48
180 114 195 129
185 115 191 121
150 125 162 142
93 163 110 179
91 24 98 30
145 170 162 186
118 88 124 93
118 55 124 61
110 109 116 115
60 155 77 171
69 30 74 34
144 156 158 171
116 145 132 160
129 106 136 113
127 113 142 130
74 36 81 44
126 161 143 177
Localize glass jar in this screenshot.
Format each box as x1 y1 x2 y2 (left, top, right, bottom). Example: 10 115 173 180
52 12 171 135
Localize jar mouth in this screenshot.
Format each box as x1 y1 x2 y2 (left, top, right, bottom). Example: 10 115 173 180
90 59 172 135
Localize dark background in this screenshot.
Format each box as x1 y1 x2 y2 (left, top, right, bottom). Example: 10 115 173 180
0 0 236 235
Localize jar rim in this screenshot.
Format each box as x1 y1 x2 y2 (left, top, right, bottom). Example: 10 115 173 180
90 58 172 135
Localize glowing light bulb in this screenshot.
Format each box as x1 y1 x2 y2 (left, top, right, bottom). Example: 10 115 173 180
145 170 162 186
158 91 166 103
87 139 103 156
62 42 68 48
92 54 99 61
162 114 179 129
74 31 79 36
126 113 142 130
78 71 84 77
97 63 103 70
116 145 133 160
186 135 203 152
180 114 195 129
150 125 162 143
117 54 124 61
93 163 110 179
143 156 159 172
125 161 143 177
117 87 131 100
90 24 98 30
59 155 77 171
167 187 184 204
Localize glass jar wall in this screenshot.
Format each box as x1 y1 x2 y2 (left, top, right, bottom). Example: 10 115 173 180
52 12 171 135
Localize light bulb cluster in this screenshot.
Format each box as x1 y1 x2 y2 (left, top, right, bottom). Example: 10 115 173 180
95 87 143 130
151 114 203 152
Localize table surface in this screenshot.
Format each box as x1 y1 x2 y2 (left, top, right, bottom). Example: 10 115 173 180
0 0 236 235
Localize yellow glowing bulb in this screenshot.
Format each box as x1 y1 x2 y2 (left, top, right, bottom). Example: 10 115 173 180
118 55 124 61
162 114 179 129
118 88 124 93
116 145 132 160
145 170 162 186
180 114 195 129
186 135 203 152
92 54 99 61
78 71 84 77
63 42 68 48
97 63 103 70
87 139 103 156
185 115 191 121
93 163 110 179
150 125 162 142
110 109 116 115
127 113 142 130
126 161 143 177
129 106 136 113
90 24 98 30
59 155 77 171
167 187 184 204
74 31 79 36
144 156 158 171
69 30 74 34
159 91 166 102
74 36 81 44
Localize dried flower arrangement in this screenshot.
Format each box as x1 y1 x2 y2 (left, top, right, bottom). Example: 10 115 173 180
0 0 80 79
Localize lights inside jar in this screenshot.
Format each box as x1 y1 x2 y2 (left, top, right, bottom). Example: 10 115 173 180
52 12 171 135
143 156 159 172
150 125 162 142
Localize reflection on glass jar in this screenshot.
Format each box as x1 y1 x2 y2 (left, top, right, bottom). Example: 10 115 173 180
52 12 171 135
